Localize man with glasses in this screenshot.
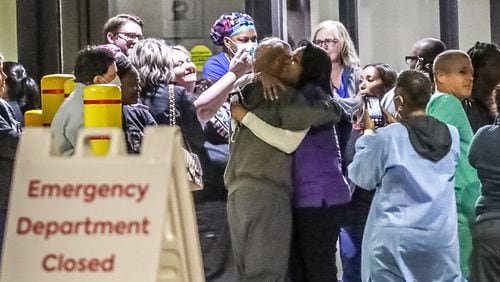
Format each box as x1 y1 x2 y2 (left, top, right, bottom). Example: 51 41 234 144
103 14 144 56
405 37 447 84
382 38 447 114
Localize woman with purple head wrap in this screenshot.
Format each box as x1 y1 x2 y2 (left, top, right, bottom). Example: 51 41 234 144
202 12 257 80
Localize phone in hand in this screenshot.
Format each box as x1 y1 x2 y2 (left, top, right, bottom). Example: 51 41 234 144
364 96 384 127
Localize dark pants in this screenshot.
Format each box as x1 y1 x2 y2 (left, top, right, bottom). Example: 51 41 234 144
290 203 346 282
196 201 237 282
340 189 374 282
339 225 365 282
470 218 500 282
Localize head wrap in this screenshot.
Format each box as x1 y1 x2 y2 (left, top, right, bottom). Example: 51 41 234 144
209 12 256 46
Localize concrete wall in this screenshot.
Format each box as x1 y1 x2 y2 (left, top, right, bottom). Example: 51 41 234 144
458 0 491 51
357 0 441 72
309 0 493 72
310 0 339 28
0 0 17 61
6 0 495 75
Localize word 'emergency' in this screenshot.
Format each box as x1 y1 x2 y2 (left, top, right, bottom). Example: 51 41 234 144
27 179 149 203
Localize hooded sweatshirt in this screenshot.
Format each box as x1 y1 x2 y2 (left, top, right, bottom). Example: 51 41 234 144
401 115 451 161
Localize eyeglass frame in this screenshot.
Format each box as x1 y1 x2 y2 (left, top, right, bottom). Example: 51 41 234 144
404 55 424 65
312 37 340 47
115 32 144 42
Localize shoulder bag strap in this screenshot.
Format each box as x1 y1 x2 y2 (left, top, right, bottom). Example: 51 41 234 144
168 84 194 151
168 84 176 126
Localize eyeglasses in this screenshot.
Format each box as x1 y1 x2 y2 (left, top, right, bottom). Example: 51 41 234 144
313 38 339 47
404 55 423 65
116 32 144 42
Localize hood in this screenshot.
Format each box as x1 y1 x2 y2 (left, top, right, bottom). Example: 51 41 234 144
401 115 452 162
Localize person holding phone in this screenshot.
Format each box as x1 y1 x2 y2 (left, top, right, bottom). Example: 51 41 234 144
340 63 396 282
363 96 383 127
349 70 463 281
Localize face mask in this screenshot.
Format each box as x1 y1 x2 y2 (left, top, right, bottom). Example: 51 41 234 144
229 39 257 57
237 42 257 56
107 75 122 87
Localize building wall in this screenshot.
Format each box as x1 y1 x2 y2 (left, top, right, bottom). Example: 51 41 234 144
310 0 492 73
0 0 18 61
310 0 339 28
357 0 441 72
5 0 495 78
458 0 491 51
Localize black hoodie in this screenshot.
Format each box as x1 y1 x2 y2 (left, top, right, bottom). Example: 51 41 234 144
401 115 452 162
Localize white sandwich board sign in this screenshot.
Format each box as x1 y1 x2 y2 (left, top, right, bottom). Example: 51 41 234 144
1 127 204 282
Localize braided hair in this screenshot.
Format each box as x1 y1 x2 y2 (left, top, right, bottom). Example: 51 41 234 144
467 41 500 81
467 41 500 111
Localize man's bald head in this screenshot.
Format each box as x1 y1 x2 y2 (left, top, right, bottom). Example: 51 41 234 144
253 37 292 77
409 38 447 83
412 38 447 62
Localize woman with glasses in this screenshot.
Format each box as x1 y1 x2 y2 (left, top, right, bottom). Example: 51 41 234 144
103 14 144 56
312 20 360 282
203 12 257 81
312 20 361 117
311 20 361 174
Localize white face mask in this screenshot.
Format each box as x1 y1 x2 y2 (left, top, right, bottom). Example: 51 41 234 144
229 40 257 57
237 42 257 56
107 75 122 87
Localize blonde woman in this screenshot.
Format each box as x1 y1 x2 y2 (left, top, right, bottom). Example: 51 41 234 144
170 44 251 281
312 20 361 116
312 21 362 281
